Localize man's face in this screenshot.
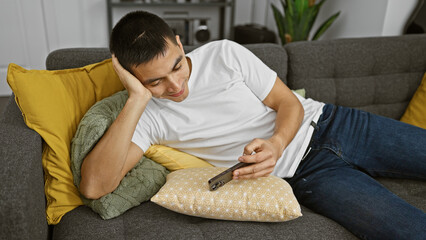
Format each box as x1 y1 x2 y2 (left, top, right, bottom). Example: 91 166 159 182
131 36 191 102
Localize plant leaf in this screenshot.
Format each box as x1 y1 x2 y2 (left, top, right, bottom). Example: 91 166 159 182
306 0 328 38
306 2 321 35
284 2 295 38
316 0 327 7
312 11 340 40
295 0 309 21
298 5 317 41
285 0 294 18
271 0 338 43
271 3 287 45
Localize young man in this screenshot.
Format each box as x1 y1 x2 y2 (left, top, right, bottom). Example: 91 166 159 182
80 11 426 239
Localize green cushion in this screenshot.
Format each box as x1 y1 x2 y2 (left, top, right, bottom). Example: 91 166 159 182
70 90 169 220
292 88 306 98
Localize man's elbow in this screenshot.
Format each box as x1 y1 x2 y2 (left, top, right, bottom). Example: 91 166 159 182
79 177 118 200
79 179 101 200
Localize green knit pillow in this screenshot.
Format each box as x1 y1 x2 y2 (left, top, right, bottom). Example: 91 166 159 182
70 90 169 219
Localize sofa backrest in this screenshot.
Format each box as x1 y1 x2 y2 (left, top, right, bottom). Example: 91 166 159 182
46 48 112 70
46 43 288 84
46 35 426 120
285 34 426 119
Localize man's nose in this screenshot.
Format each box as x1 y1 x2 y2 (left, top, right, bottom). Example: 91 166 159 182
167 76 180 92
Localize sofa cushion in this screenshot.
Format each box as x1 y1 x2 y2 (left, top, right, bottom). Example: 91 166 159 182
0 124 47 239
6 60 124 224
53 177 425 240
53 203 357 240
144 144 214 171
400 73 426 129
285 35 426 120
151 167 302 222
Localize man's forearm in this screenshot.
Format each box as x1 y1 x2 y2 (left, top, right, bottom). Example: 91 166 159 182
79 94 149 199
269 99 304 155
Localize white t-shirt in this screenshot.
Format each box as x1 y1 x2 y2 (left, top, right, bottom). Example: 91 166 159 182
132 40 325 178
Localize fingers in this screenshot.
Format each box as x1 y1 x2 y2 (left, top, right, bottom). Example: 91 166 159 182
111 55 151 99
234 155 275 178
242 138 262 155
234 152 275 180
233 164 274 180
111 54 130 79
239 149 272 164
111 54 121 71
233 138 279 180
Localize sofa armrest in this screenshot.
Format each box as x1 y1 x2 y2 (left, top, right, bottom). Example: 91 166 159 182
0 123 49 239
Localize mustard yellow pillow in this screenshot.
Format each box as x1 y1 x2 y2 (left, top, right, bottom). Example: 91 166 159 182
7 60 124 224
151 167 302 222
401 73 426 129
145 145 213 171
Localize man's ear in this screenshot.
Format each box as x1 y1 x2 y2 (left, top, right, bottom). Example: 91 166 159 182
175 35 185 53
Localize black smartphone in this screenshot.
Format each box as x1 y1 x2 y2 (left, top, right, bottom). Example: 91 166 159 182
208 162 251 191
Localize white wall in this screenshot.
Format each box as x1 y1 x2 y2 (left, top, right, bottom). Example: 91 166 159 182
0 0 420 96
0 0 110 96
43 0 109 50
0 0 50 96
309 0 389 40
265 0 419 42
382 0 419 35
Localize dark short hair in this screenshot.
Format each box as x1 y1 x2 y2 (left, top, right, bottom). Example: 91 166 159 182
109 11 178 72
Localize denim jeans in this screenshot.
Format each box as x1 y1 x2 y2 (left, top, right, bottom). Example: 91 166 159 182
286 104 426 240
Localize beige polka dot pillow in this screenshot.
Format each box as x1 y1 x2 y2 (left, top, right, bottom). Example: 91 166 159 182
151 167 302 222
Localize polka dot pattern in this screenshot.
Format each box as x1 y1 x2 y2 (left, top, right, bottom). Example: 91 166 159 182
151 167 302 222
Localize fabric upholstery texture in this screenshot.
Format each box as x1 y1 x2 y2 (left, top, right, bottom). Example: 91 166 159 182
400 73 426 128
285 35 426 119
151 167 302 222
45 48 112 71
0 125 47 239
0 94 26 127
77 156 168 220
6 60 124 224
144 145 214 171
53 203 357 240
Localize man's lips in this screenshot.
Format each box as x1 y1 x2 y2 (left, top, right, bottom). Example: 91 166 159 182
169 85 185 97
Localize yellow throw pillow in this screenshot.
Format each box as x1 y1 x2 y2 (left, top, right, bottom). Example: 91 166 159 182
145 145 213 171
401 73 426 129
151 167 302 222
7 60 124 224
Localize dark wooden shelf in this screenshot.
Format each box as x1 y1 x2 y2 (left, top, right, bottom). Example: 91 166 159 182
106 0 235 44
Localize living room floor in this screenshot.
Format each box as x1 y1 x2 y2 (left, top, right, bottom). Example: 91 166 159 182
0 97 9 113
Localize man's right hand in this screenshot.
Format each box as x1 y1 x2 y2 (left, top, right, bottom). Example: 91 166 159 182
112 54 152 100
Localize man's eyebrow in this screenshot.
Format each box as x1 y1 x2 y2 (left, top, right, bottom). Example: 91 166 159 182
143 55 183 85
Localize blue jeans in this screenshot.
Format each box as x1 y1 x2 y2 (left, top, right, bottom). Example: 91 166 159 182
286 104 426 240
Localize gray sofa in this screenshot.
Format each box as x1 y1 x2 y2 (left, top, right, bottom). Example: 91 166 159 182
1 34 425 240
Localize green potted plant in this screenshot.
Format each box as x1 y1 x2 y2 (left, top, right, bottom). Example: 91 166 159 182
271 0 340 44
